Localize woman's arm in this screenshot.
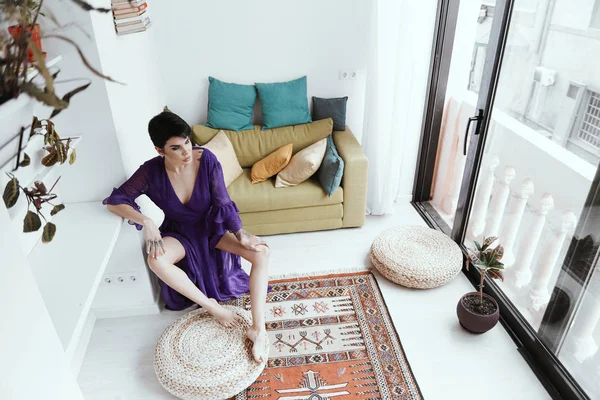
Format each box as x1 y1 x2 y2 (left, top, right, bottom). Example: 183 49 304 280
103 162 166 258
206 150 266 250
106 203 153 227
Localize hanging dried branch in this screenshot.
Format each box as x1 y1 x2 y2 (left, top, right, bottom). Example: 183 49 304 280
1 0 122 109
68 0 111 13
49 81 91 118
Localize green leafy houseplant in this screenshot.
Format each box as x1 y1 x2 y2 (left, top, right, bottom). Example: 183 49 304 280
466 236 505 308
456 236 505 334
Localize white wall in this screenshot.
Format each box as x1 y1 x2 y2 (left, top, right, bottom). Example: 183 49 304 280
40 1 126 203
89 0 166 178
0 205 84 400
92 225 159 317
86 1 166 293
89 0 167 227
552 0 595 28
150 0 370 142
539 28 600 130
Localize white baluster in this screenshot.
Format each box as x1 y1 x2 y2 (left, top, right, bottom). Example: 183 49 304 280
570 293 600 363
468 156 500 240
529 211 577 311
499 178 534 267
510 194 554 288
484 166 516 237
442 147 467 217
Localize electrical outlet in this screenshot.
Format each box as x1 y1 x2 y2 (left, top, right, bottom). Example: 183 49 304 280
102 272 139 285
339 69 358 81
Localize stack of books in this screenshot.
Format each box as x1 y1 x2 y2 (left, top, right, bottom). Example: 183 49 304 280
112 0 151 36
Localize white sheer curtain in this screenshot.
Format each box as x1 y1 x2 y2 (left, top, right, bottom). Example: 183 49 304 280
362 0 437 215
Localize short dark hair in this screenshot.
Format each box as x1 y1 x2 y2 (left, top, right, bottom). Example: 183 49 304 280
148 111 191 148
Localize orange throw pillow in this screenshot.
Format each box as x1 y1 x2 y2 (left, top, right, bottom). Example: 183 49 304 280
251 143 293 184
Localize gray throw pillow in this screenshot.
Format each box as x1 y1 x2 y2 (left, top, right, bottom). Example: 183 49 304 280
312 96 348 131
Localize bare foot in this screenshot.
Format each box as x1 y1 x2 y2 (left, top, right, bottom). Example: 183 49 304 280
246 327 267 363
207 299 243 328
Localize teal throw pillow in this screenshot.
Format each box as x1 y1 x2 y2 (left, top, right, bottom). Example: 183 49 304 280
317 135 344 196
255 76 312 129
206 76 256 131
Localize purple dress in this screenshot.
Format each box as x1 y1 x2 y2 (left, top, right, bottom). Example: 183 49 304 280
102 148 250 311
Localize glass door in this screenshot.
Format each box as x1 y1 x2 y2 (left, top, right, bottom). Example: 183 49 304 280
460 0 600 397
414 0 501 234
414 0 600 398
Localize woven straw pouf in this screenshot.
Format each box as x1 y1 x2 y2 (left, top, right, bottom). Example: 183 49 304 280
154 305 268 400
370 225 463 289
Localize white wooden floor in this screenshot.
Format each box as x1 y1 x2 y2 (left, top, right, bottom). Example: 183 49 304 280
78 202 551 400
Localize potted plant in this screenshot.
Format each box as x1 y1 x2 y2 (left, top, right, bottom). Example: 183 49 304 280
457 236 505 333
5 0 45 62
1 0 114 110
1 0 115 242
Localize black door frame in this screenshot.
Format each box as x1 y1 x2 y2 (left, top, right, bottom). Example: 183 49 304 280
411 0 594 398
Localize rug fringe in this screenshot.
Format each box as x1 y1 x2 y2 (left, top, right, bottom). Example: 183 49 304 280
268 266 372 281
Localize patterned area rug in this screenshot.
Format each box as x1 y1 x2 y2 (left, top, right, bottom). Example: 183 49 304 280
226 271 423 400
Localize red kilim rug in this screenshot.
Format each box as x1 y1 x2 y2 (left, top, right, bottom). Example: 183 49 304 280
226 271 423 399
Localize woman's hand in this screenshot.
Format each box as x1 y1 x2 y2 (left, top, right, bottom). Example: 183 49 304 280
235 229 267 252
143 219 166 259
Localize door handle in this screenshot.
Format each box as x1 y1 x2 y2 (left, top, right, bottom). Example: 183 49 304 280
463 109 484 155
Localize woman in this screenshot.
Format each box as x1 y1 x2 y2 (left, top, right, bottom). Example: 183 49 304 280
103 111 269 363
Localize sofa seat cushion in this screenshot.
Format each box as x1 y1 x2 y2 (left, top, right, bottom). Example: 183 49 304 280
228 169 343 213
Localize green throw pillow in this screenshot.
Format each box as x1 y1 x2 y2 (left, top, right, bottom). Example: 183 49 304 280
205 76 256 131
255 76 312 129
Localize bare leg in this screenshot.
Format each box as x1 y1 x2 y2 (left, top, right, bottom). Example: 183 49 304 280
216 232 270 362
147 236 243 328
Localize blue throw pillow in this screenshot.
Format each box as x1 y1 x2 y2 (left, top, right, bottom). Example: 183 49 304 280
206 76 256 131
317 135 344 196
255 76 312 129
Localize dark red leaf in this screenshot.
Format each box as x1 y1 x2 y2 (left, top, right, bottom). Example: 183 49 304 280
487 269 504 282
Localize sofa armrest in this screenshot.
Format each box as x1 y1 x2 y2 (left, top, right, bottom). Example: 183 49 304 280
334 127 368 227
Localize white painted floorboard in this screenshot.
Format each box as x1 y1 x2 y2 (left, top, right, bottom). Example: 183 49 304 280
78 202 551 400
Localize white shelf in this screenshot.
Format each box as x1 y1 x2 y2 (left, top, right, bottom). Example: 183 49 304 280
27 202 122 360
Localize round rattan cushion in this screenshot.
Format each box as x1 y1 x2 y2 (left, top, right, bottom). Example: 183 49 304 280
154 305 269 400
370 225 462 289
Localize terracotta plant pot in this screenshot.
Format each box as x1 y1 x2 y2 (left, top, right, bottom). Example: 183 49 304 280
8 24 45 62
456 292 500 333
